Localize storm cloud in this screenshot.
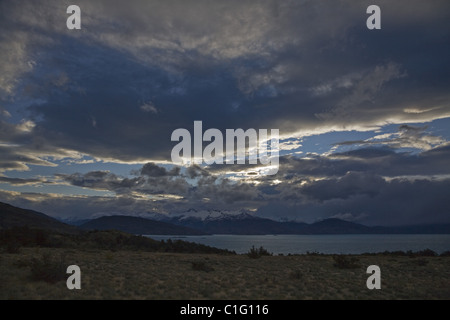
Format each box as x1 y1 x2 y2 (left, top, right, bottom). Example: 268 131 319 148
1 0 449 165
0 0 449 226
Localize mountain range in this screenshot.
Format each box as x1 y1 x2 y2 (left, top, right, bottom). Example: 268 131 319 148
141 209 450 235
79 215 207 235
2 202 450 235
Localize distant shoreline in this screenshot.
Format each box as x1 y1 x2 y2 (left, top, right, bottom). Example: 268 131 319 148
145 233 450 255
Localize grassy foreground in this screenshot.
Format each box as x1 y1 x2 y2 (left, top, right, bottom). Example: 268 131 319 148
1 247 449 299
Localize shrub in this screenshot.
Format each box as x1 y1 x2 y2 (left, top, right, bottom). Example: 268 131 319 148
413 258 429 266
29 253 67 283
415 249 437 257
191 261 214 272
440 251 450 257
332 255 360 269
381 250 407 256
6 240 21 254
105 251 114 261
34 230 49 246
13 258 30 268
289 270 303 280
0 227 52 248
247 245 272 259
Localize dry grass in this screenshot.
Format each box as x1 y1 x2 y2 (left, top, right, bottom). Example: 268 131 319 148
1 248 449 300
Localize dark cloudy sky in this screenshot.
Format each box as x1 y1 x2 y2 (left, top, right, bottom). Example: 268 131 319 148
1 0 450 226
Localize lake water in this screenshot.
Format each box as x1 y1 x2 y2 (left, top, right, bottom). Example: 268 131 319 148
145 234 450 254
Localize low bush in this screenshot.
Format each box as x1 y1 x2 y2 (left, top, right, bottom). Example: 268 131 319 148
191 261 214 272
440 251 450 257
332 255 360 269
415 249 437 257
247 245 272 259
413 258 429 266
29 253 67 283
289 270 303 280
6 240 21 254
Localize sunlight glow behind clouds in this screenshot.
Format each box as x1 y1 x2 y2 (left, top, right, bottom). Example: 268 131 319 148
0 0 449 225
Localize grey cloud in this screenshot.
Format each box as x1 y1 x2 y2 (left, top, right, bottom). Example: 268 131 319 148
0 146 58 173
316 63 405 121
0 189 166 220
336 125 446 151
1 0 450 227
253 143 450 224
300 172 385 202
256 177 450 226
59 163 257 205
0 0 448 166
273 144 450 179
0 176 52 186
141 162 202 178
141 163 171 177
186 164 210 179
58 171 145 194
2 145 450 226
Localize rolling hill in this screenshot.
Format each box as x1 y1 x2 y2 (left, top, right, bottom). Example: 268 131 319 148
0 202 79 234
79 215 208 235
163 215 372 235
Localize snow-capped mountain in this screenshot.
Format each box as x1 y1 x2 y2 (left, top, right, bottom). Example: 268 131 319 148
145 208 257 222
142 208 279 234
59 206 450 235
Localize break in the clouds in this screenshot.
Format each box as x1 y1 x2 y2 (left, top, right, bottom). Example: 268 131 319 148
0 0 449 226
